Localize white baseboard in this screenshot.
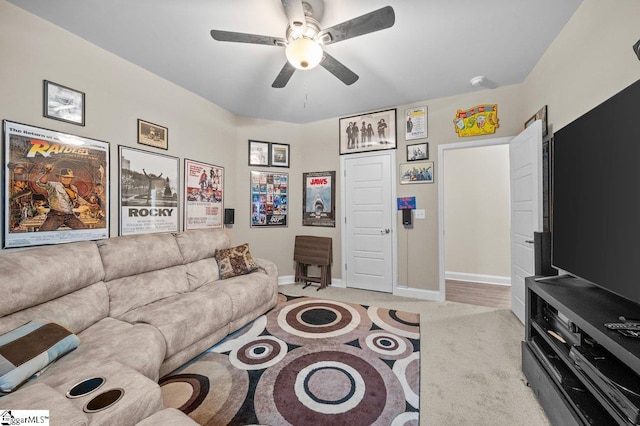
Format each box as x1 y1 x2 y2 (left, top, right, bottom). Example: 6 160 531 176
278 275 344 288
445 271 511 286
394 286 445 302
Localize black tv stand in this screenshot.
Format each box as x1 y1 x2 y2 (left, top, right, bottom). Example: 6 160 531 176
522 275 640 425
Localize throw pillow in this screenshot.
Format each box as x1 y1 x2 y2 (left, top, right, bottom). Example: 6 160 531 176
215 243 259 280
0 322 80 393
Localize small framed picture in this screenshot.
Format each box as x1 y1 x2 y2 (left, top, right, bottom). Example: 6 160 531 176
405 106 427 140
270 143 290 168
43 80 85 126
400 161 434 184
406 143 428 161
524 105 548 138
249 140 270 166
138 119 168 150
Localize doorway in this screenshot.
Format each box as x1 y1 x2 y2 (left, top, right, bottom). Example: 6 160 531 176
437 137 513 307
340 150 397 293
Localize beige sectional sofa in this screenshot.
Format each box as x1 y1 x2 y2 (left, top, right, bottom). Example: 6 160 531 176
0 228 279 425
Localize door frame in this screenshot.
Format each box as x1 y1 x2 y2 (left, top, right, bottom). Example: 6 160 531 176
340 150 398 292
437 136 513 300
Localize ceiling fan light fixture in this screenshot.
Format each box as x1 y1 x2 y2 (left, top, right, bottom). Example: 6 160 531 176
285 37 323 70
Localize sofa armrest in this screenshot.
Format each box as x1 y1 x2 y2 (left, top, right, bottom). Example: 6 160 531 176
0 383 88 426
254 257 278 278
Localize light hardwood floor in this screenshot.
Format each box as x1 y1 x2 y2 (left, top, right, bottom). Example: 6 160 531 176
445 280 511 309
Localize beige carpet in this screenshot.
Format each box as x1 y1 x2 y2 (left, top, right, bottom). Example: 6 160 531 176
280 284 550 426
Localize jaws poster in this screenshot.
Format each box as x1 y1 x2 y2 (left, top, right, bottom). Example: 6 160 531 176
303 171 336 227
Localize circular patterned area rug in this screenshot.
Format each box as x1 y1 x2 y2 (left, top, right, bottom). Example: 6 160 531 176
160 294 420 425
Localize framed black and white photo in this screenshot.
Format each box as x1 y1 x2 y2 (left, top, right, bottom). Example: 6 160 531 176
405 106 427 140
406 143 429 161
249 140 270 166
119 146 179 235
400 161 434 184
184 159 224 230
339 108 396 155
138 119 168 150
270 143 290 168
3 120 109 248
43 80 85 126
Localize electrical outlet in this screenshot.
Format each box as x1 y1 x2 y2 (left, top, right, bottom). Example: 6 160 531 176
415 209 425 219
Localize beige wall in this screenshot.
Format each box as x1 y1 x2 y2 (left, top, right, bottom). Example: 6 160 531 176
444 145 510 279
2 0 639 297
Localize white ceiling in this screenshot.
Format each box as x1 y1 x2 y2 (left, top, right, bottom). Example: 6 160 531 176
9 0 583 124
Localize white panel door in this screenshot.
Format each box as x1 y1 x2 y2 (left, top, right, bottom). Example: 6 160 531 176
510 120 543 323
345 153 393 292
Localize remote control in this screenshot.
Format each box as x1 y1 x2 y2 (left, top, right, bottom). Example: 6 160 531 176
604 322 640 331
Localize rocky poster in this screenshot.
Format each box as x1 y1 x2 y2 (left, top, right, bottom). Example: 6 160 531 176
302 171 336 227
119 146 179 235
3 121 109 248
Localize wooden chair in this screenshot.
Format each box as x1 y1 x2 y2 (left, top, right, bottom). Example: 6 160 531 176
294 235 332 290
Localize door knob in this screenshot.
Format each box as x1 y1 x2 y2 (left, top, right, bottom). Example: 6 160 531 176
381 229 390 234
525 240 535 244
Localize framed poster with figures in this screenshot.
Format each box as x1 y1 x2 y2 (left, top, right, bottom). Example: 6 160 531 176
3 120 109 248
339 108 396 155
119 146 179 235
184 159 224 230
303 171 336 227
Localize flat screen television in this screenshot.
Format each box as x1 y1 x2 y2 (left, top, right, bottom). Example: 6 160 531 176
552 79 640 307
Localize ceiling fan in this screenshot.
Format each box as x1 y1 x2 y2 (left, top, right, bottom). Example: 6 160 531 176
210 1 395 88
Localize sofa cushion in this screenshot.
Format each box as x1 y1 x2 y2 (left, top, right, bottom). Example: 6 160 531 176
0 241 105 317
174 228 230 264
118 292 233 358
97 233 184 281
38 318 166 385
106 266 190 318
196 267 277 322
215 243 258 279
185 257 219 291
0 322 80 393
0 282 110 336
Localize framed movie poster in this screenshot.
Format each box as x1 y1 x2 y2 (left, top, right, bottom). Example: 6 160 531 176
302 171 336 227
250 170 288 227
3 120 109 248
339 108 397 155
119 146 179 235
405 106 427 140
184 159 224 230
270 143 290 168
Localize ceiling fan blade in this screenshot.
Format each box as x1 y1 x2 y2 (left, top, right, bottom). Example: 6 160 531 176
210 30 285 46
320 6 395 45
272 62 297 88
320 52 359 85
281 0 307 31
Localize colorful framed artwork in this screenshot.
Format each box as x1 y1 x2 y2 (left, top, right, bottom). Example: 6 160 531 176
119 146 179 235
138 119 168 150
270 143 290 168
453 104 499 137
405 106 427 140
302 171 336 227
339 108 397 155
184 159 224 230
406 143 428 161
3 120 109 248
250 170 288 227
43 80 85 126
249 140 270 166
400 161 434 184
